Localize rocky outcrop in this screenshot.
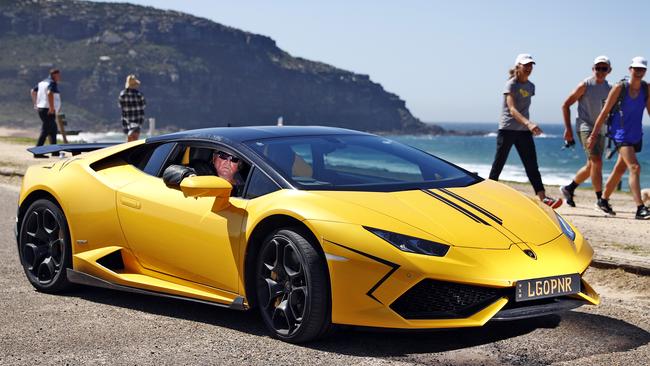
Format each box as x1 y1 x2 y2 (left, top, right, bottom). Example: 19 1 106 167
0 0 445 134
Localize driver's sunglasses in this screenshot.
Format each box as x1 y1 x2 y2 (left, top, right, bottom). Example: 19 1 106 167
633 67 647 72
215 151 240 163
595 66 609 72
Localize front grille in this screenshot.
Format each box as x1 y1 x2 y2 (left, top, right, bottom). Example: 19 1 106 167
390 279 505 319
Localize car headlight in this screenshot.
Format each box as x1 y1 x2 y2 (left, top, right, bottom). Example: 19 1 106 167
364 227 450 257
555 213 576 241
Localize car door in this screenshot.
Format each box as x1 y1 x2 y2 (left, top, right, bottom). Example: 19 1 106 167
116 143 247 293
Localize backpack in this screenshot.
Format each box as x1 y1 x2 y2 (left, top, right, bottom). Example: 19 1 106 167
604 79 648 158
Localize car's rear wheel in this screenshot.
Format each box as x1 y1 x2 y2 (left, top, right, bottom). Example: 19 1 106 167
256 227 330 343
18 199 73 293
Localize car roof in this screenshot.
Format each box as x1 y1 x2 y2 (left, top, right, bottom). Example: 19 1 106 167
146 126 371 144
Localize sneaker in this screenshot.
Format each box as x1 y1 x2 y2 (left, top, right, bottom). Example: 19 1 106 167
595 199 616 216
559 185 575 207
635 206 650 220
542 196 563 209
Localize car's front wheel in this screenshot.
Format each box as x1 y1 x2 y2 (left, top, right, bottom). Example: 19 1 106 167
18 199 73 293
256 227 330 343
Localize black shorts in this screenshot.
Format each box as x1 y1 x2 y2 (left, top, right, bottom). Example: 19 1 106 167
122 120 142 135
616 140 642 153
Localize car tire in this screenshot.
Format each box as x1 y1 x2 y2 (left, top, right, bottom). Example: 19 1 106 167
18 198 73 293
256 227 331 343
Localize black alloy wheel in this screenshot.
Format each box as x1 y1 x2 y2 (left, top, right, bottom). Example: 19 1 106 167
18 199 73 293
256 227 330 343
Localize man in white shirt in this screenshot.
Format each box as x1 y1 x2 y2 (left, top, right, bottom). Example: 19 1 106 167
30 69 62 153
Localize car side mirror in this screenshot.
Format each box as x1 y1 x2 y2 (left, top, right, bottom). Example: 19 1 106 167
180 175 232 199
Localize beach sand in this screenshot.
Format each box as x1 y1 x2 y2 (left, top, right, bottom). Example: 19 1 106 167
0 127 56 176
507 181 649 269
1 128 648 270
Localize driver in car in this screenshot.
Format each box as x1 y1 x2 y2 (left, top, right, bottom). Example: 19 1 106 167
163 150 245 195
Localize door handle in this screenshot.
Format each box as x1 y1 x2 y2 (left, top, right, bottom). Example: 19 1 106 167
120 196 141 209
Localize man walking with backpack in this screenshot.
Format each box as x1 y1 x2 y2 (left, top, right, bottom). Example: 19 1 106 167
560 56 611 211
588 56 650 220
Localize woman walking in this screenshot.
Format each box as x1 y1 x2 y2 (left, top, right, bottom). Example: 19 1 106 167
489 54 562 208
588 56 650 220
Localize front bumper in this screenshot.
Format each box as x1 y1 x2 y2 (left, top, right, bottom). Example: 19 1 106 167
491 298 585 321
310 220 599 329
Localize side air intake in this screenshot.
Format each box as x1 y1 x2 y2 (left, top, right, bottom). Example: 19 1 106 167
96 250 125 271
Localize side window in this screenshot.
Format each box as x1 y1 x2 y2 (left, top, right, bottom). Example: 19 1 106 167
245 167 280 199
125 145 155 170
142 143 176 176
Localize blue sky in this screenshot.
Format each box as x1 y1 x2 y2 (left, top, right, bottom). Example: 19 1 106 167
97 1 650 124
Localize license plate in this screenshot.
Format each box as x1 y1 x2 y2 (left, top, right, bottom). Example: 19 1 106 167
515 274 581 302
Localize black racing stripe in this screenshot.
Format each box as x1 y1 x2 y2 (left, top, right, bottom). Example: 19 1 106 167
326 240 400 305
439 189 525 243
439 188 503 225
421 190 490 225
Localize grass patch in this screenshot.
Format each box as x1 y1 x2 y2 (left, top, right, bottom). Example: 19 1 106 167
0 136 69 145
0 160 25 168
608 242 645 254
0 136 37 144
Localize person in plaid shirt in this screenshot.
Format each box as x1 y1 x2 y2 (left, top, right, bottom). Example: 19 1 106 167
119 74 146 142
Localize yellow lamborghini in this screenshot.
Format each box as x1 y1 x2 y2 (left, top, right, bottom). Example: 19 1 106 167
16 126 599 343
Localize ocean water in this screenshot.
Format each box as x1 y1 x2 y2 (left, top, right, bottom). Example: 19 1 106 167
390 122 650 191
64 123 650 191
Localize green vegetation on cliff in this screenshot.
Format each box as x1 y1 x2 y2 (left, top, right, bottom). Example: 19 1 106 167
0 0 443 134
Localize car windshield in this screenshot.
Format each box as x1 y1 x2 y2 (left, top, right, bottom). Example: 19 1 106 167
244 134 480 191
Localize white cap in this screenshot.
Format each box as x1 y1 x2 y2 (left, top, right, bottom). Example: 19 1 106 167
593 55 610 65
630 56 647 69
515 53 535 65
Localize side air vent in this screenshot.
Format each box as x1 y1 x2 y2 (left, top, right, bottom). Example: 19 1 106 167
96 250 125 271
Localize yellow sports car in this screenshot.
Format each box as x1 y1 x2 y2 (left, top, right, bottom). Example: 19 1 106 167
16 126 599 343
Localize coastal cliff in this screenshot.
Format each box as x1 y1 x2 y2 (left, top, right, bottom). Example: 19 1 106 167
0 0 445 134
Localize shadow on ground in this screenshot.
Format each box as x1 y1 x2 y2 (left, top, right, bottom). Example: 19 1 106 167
564 212 629 219
62 285 650 362
66 286 268 337
309 311 650 363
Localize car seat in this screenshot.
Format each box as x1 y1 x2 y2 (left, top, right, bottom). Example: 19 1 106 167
265 144 313 178
188 147 215 175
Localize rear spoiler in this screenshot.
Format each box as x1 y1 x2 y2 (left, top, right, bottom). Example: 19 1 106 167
28 143 120 157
